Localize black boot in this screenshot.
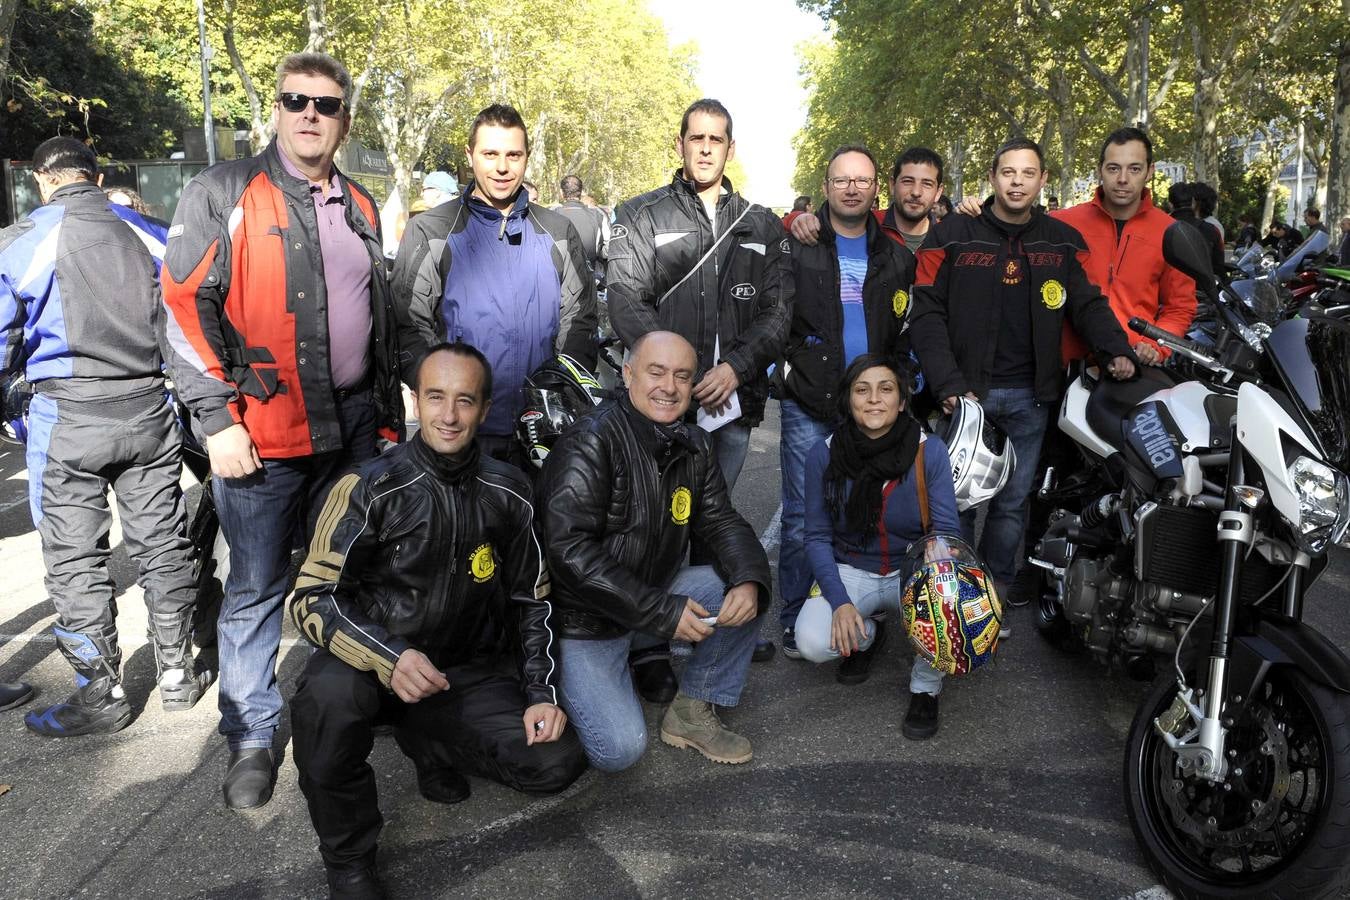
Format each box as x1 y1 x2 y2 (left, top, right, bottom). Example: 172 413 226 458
837 619 888 686
223 747 275 810
326 863 386 900
25 626 130 737
630 646 678 704
150 612 216 712
902 691 940 740
415 761 471 805
0 681 34 711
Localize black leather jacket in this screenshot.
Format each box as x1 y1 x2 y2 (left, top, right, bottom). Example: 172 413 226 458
606 172 793 426
289 436 560 706
539 396 772 640
780 209 916 421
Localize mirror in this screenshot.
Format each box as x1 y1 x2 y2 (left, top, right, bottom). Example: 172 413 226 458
1162 222 1219 302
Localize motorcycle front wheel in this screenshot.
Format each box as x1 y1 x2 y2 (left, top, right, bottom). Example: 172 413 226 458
1124 668 1350 898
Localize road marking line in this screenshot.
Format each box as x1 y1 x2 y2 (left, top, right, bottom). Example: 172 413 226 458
1 632 310 648
759 504 781 552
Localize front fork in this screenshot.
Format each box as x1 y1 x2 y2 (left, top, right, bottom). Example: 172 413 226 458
1155 431 1255 782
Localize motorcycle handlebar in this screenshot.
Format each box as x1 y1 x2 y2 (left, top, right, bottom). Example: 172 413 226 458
1128 317 1193 350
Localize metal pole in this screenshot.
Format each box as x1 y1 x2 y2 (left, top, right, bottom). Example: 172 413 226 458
1295 119 1305 222
196 0 216 166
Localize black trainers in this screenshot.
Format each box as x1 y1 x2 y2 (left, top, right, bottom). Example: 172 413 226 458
24 677 131 737
0 681 34 711
781 627 802 660
631 656 678 704
751 639 775 663
1006 566 1039 608
902 691 940 740
837 619 887 686
416 764 471 805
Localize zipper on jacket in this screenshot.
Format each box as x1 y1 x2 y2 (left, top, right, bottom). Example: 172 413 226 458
1111 234 1132 288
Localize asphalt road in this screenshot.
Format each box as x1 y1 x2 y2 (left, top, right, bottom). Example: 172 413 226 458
1 402 1348 899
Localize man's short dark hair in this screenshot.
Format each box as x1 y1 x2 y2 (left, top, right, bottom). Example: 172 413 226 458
468 103 529 153
1306 208 1321 220
1098 126 1154 166
827 144 878 178
275 52 353 106
792 195 811 212
680 98 733 141
560 174 583 199
32 137 98 181
416 341 493 401
1192 182 1218 217
991 138 1044 172
1168 181 1196 212
891 146 944 183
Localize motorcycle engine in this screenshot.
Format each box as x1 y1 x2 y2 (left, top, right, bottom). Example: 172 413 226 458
1062 555 1133 659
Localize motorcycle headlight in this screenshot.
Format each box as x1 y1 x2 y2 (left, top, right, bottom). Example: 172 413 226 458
1287 456 1350 552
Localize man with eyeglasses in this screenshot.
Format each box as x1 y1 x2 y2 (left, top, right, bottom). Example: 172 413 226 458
771 145 916 666
790 146 947 252
162 51 404 811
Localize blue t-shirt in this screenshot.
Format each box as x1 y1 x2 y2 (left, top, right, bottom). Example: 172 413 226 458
836 233 869 366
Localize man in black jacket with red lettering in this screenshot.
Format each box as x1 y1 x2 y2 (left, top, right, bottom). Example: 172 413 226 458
909 138 1136 616
289 343 585 899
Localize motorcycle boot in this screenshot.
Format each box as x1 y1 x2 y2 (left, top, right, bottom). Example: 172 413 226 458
25 626 131 737
149 610 216 712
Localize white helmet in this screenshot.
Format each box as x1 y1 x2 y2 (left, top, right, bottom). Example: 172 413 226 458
942 397 1016 511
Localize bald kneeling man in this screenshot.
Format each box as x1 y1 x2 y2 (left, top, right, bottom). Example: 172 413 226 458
539 331 772 771
289 342 585 899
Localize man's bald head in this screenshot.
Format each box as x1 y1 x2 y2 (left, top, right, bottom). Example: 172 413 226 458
625 331 696 424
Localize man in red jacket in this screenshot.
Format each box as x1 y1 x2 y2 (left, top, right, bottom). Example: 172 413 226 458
1054 127 1195 365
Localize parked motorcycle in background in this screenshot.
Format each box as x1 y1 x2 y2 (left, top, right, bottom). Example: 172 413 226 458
1028 223 1350 897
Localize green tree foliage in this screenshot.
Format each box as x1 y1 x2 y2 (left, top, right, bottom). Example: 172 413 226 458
794 0 1347 218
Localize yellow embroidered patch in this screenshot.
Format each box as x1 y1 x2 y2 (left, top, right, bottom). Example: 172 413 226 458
470 543 495 582
1041 279 1065 310
891 288 910 318
671 486 692 525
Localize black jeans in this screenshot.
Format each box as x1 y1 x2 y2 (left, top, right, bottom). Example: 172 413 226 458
291 650 587 871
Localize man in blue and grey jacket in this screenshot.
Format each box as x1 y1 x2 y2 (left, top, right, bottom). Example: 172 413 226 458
0 137 213 736
392 104 597 468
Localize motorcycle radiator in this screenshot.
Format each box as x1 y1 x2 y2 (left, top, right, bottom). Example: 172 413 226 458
1134 504 1284 603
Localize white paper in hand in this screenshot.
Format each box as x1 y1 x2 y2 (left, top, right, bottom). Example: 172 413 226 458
697 390 740 432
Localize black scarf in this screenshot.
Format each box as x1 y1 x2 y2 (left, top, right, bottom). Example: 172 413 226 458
825 413 921 536
411 430 481 483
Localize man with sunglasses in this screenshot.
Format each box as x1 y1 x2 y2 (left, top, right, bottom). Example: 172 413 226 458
162 51 404 811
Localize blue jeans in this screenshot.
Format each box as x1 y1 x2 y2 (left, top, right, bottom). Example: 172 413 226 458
793 562 944 696
212 389 376 751
711 421 751 490
777 399 832 629
958 387 1051 586
558 565 758 772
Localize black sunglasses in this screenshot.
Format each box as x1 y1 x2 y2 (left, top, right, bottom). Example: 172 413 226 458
277 92 345 117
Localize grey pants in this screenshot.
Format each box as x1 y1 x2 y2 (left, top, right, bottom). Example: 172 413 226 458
26 389 196 661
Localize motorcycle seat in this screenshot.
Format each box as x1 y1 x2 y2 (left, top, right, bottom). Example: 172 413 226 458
1085 367 1180 451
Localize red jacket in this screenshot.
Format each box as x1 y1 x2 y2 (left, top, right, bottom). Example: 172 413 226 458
1053 188 1195 362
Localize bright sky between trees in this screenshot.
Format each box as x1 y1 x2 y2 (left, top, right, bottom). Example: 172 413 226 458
649 0 826 209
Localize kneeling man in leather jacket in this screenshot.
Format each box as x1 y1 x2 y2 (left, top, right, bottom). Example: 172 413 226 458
288 342 586 898
540 331 772 770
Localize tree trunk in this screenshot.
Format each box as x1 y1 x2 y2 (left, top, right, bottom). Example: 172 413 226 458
1327 3 1350 224
305 0 328 53
222 0 270 153
1191 64 1224 183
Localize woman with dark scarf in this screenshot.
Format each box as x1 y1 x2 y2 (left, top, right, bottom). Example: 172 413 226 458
796 353 961 739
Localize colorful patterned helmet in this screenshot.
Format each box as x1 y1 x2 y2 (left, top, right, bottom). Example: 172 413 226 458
901 534 1002 675
516 355 606 468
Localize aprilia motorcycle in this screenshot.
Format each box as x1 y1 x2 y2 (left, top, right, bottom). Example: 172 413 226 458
1030 223 1350 897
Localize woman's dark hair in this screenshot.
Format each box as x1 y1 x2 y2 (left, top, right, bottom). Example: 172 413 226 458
834 353 913 423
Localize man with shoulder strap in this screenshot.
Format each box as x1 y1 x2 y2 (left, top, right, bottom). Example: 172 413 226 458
392 104 597 470
162 51 405 809
775 143 916 666
2 137 214 737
